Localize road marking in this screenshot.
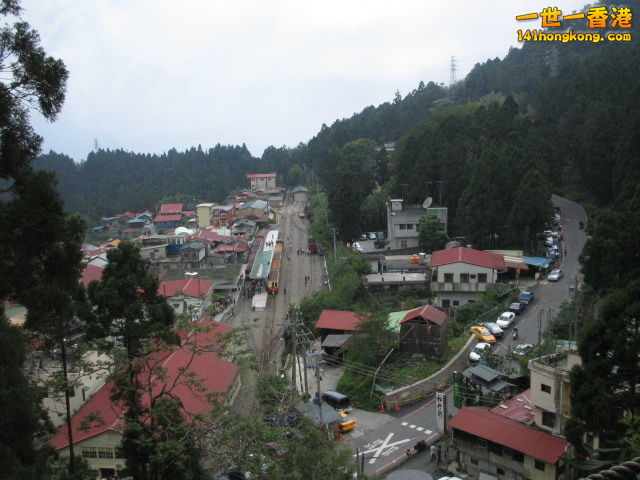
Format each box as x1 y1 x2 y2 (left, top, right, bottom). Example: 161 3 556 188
409 424 416 429
372 429 441 475
425 429 432 434
401 422 408 426
416 427 424 432
358 432 412 464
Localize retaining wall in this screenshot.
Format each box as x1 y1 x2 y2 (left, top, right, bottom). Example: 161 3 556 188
383 334 477 409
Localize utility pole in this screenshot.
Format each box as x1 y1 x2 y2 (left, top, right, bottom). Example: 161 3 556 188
370 348 394 398
330 227 338 262
315 360 325 436
538 309 543 346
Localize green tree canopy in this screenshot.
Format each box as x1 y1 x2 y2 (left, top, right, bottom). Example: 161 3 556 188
418 214 448 253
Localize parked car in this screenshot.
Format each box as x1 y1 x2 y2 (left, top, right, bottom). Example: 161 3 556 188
508 302 526 314
480 322 504 338
469 342 492 362
368 232 377 240
548 269 563 281
352 242 364 253
544 237 555 247
496 311 516 328
469 326 496 344
359 233 368 241
338 411 356 432
513 343 534 356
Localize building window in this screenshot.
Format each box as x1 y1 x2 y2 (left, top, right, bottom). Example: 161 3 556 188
541 383 552 393
441 299 451 307
478 273 488 283
406 224 414 230
452 300 460 306
400 240 407 248
542 411 555 428
444 273 454 283
460 273 470 283
399 224 406 230
98 448 115 459
497 468 505 475
81 448 98 459
535 460 546 471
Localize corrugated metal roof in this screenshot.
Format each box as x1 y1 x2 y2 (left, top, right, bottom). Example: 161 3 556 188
401 305 448 326
431 247 506 270
316 310 363 331
449 408 569 464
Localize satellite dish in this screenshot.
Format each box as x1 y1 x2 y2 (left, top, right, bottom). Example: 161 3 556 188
423 197 433 208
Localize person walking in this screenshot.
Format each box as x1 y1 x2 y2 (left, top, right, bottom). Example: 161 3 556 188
430 444 437 462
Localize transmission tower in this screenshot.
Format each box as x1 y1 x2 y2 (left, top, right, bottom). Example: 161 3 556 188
449 56 457 103
93 138 100 152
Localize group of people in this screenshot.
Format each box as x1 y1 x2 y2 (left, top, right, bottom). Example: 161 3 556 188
296 247 312 255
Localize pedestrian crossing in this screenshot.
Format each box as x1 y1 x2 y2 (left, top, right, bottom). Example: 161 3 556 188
400 421 432 434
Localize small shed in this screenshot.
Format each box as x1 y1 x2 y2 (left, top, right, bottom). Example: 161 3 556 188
399 305 448 361
294 399 341 439
321 334 352 358
292 186 309 203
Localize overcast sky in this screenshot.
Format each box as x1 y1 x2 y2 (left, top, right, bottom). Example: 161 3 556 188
20 0 588 161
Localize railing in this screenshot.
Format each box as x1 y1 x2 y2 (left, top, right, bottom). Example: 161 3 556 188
431 282 488 292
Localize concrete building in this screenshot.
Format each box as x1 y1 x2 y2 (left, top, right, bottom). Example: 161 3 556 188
386 198 448 250
448 407 569 480
430 247 506 308
528 347 581 436
196 202 215 228
247 173 277 191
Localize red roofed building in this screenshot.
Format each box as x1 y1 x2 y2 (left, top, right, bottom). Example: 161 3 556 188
159 203 184 215
447 407 569 480
50 319 241 479
190 229 231 246
490 389 535 425
81 264 104 287
399 305 448 360
430 247 507 309
315 310 364 338
246 173 277 191
159 277 214 319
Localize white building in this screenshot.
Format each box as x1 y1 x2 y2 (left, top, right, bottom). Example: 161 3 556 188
386 198 447 250
430 246 506 308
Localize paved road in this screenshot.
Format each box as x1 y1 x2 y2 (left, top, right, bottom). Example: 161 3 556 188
352 195 588 476
493 194 588 354
347 389 455 477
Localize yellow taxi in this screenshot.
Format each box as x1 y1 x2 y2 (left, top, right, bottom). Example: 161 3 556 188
338 412 356 432
469 325 496 344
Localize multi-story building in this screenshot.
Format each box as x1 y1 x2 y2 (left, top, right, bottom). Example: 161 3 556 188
386 198 447 249
528 346 582 436
196 202 215 228
246 173 277 191
430 247 506 308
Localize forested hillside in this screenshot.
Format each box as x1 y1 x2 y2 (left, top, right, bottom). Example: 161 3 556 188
35 145 259 218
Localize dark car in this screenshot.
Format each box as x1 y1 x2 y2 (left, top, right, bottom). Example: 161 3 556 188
374 239 386 249
508 302 526 314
